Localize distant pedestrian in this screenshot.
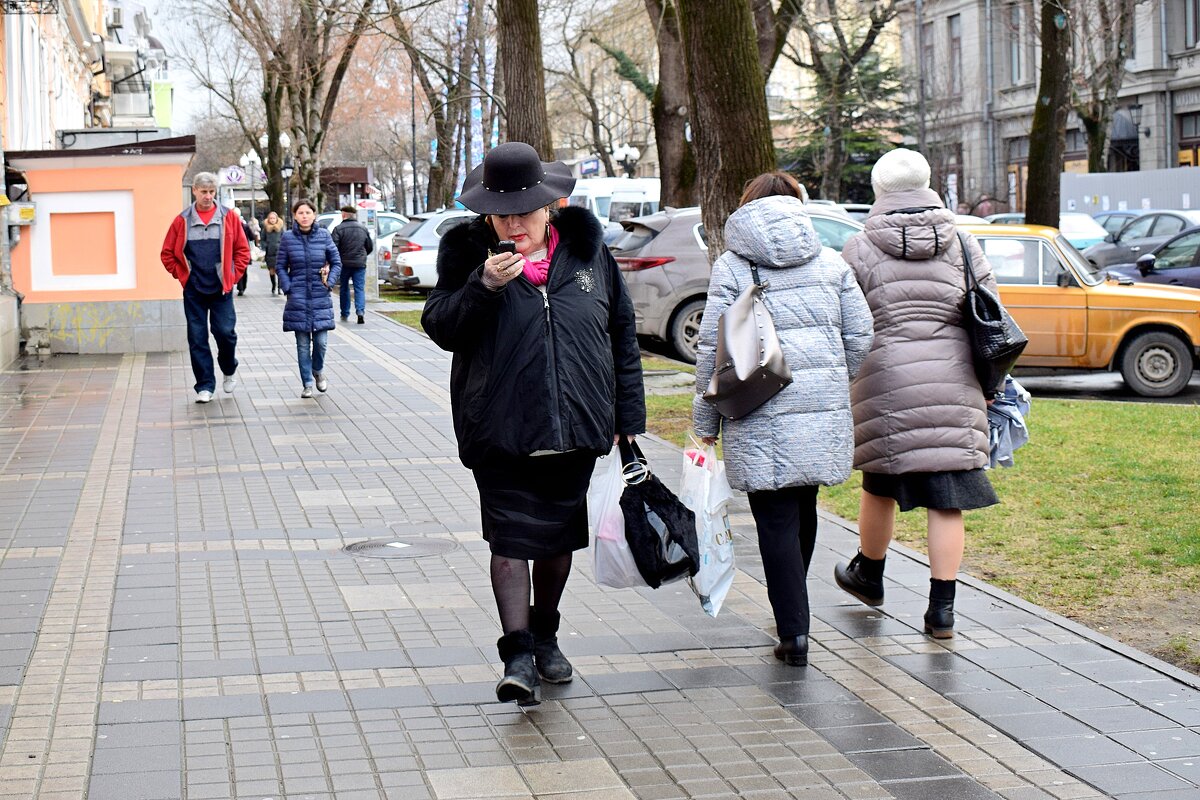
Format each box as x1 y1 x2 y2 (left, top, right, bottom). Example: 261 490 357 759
160 172 250 403
330 205 373 324
692 172 873 667
422 142 645 706
834 148 1000 639
277 199 342 398
262 211 285 295
237 215 259 296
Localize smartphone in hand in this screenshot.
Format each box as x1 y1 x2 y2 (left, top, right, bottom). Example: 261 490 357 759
496 240 517 254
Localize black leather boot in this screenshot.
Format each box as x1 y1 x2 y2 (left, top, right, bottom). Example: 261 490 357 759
530 607 573 684
924 579 956 639
496 630 540 705
834 551 886 606
774 635 808 667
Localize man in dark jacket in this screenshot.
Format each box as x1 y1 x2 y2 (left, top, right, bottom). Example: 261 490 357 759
236 215 259 296
330 205 373 324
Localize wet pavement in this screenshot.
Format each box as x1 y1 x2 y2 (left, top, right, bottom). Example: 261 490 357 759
0 271 1198 799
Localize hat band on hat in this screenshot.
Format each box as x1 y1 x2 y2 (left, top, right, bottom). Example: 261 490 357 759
483 173 545 194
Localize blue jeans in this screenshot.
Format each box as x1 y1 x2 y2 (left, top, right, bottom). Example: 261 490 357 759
339 265 366 317
183 286 238 393
295 330 328 387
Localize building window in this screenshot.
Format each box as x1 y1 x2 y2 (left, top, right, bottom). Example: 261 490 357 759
949 15 963 96
1189 0 1200 48
921 21 936 95
1008 4 1025 84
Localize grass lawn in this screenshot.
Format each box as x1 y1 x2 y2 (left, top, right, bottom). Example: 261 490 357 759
645 393 1200 668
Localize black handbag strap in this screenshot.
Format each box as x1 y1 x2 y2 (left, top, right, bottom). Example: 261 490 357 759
958 231 980 292
617 438 650 484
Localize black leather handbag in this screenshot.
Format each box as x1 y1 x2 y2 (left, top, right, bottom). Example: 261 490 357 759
702 262 792 420
958 232 1028 393
617 439 700 589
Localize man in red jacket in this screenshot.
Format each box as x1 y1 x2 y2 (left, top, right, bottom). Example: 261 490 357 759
161 172 250 403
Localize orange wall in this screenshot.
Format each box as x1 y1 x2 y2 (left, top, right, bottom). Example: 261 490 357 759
11 161 189 303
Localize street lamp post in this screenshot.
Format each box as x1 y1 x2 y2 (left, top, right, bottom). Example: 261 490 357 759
610 143 641 178
281 159 295 225
239 150 261 220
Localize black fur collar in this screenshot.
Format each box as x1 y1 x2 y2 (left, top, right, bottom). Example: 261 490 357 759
436 205 605 281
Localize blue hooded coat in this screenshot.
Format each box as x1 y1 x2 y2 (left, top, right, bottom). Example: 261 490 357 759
277 224 343 333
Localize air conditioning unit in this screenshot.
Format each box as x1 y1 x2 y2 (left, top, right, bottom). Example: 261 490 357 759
108 6 124 29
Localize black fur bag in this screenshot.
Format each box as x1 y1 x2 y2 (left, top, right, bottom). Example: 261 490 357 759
617 439 700 589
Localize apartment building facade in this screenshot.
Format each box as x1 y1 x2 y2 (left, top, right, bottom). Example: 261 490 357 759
899 0 1200 212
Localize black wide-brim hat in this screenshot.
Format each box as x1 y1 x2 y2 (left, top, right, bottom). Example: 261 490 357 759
457 142 577 215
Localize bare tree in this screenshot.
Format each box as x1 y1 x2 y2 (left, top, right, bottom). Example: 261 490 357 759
644 0 697 207
386 0 489 209
498 0 554 158
1070 0 1139 172
676 0 776 256
785 0 898 201
1026 0 1071 227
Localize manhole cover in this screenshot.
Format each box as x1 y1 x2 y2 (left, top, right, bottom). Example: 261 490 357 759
343 538 459 559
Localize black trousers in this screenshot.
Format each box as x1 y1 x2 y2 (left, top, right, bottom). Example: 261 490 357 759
747 486 819 638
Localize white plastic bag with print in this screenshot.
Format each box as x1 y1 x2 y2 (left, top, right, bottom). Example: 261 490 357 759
588 454 646 589
678 443 736 617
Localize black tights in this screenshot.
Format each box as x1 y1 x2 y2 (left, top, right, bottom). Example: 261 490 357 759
491 552 572 633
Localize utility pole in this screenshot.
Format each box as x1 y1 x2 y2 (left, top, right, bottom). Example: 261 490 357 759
915 0 927 153
410 62 419 215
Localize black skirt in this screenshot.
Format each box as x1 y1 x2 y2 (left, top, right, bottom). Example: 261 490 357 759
473 451 598 559
863 469 998 512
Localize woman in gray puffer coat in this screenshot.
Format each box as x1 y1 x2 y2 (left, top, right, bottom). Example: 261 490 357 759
693 172 873 667
833 148 1000 640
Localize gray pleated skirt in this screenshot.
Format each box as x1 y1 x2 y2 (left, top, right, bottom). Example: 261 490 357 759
862 469 998 512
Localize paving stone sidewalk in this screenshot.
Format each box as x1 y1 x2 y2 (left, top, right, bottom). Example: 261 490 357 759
0 272 1198 800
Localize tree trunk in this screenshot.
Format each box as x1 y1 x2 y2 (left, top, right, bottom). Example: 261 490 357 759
1026 1 1071 228
676 0 775 257
1079 106 1109 173
261 68 286 216
646 0 697 208
497 0 553 158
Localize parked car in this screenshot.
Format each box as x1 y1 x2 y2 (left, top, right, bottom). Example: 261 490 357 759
1093 209 1143 235
1082 210 1200 268
1104 227 1200 290
838 203 873 221
985 212 1108 249
612 206 863 362
315 210 408 235
386 209 475 290
962 223 1200 396
954 214 991 225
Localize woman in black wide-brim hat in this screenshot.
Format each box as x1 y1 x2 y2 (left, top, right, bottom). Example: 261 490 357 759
422 142 646 706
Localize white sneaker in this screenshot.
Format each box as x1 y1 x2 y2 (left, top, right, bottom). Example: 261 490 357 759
196 390 213 403
315 373 328 393
300 386 314 398
222 374 237 393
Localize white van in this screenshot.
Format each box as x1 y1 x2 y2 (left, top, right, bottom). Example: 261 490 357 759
567 177 660 225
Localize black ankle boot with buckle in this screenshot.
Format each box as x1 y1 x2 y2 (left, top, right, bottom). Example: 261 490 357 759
530 607 573 684
834 551 886 606
774 635 808 667
496 630 540 706
924 578 956 639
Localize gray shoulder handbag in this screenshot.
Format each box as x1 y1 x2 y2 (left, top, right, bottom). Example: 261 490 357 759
702 262 792 419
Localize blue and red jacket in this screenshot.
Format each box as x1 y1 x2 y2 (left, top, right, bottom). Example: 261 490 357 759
160 205 250 294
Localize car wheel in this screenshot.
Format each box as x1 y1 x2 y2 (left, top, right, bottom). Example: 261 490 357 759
1119 331 1193 397
670 299 705 364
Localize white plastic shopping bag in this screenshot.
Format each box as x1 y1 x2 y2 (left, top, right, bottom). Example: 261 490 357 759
678 444 736 617
588 454 646 589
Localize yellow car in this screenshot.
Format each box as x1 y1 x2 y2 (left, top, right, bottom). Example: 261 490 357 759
961 224 1200 397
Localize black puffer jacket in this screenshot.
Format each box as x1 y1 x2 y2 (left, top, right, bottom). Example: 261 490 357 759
422 206 645 468
331 220 374 269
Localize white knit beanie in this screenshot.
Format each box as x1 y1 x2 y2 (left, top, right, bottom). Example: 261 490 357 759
871 148 932 196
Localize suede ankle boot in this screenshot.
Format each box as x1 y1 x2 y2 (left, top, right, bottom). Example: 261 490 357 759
834 551 886 606
496 630 540 705
924 578 956 639
529 607 573 684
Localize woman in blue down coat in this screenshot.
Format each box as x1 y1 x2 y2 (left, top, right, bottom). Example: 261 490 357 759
276 198 342 398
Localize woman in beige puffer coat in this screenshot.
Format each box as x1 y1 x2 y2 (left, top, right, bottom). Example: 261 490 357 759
833 148 1000 640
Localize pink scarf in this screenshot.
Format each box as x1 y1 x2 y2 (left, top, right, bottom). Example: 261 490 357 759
521 225 559 286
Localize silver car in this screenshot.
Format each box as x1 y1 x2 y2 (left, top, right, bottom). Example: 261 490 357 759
387 209 476 290
612 206 863 362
